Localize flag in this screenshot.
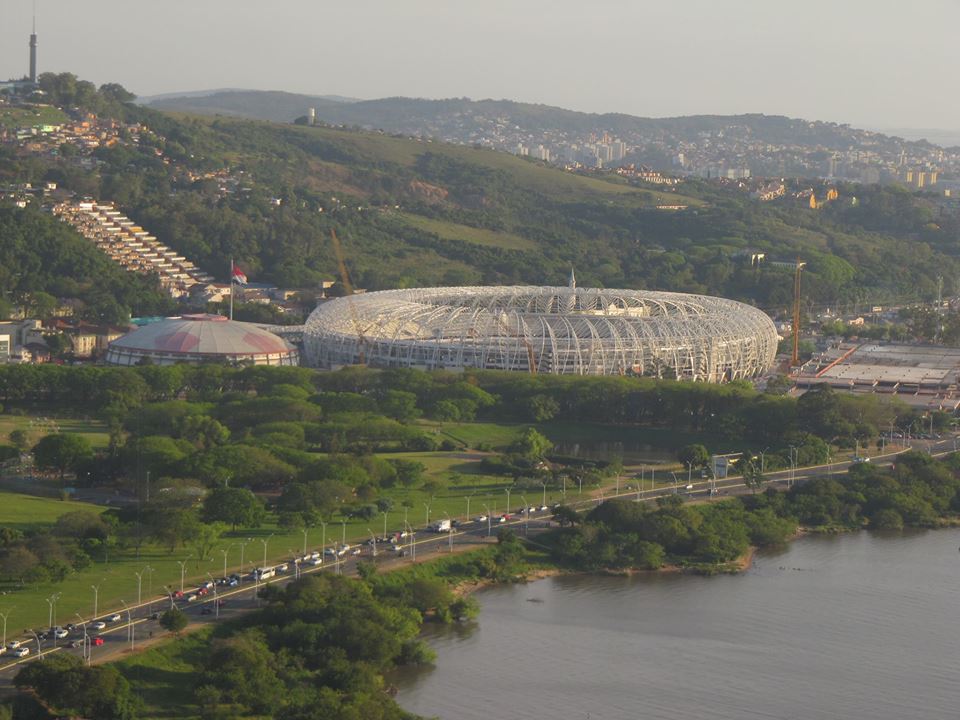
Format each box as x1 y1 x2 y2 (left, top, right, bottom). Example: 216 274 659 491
231 266 248 285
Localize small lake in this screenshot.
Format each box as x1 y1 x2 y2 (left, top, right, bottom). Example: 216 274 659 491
394 529 960 720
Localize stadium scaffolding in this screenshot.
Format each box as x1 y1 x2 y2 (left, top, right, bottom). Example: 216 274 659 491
303 286 778 381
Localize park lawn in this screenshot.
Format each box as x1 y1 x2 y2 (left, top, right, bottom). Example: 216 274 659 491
433 421 527 449
0 412 111 449
0 492 105 531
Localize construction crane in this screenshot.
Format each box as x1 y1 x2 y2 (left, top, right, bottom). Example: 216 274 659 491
330 229 367 365
791 257 806 367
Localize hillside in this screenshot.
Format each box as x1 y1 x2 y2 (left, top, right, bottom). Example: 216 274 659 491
146 91 954 167
5 76 960 317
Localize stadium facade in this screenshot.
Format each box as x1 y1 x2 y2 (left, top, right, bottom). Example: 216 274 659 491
105 314 299 366
303 285 777 381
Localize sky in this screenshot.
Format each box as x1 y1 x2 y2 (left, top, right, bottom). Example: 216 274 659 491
2 0 958 131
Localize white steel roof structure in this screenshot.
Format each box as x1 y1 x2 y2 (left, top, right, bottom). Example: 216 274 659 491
105 314 299 366
303 286 777 381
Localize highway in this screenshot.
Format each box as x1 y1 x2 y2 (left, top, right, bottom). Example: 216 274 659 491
0 433 952 687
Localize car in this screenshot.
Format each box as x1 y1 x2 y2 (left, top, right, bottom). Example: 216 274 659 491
173 591 184 599
476 515 488 522
200 606 213 615
37 632 49 641
497 515 507 523
323 547 336 556
186 593 198 602
92 637 104 646
539 505 549 512
149 612 161 620
227 578 239 587
91 621 106 631
0 646 6 656
53 628 68 639
351 548 361 555
12 647 29 658
107 613 122 622
310 558 322 566
853 456 871 463
196 587 208 596
308 551 320 560
276 563 289 572
6 640 21 650
65 623 76 632
68 640 81 649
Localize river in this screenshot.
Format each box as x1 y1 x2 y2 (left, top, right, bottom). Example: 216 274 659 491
394 529 960 720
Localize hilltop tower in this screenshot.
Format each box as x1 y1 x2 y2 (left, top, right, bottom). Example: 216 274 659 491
28 9 37 84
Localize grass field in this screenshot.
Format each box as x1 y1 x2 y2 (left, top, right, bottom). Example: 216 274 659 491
0 413 111 449
0 492 105 531
398 212 538 251
0 105 67 129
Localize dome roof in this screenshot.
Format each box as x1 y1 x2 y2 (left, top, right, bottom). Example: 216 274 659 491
106 314 298 365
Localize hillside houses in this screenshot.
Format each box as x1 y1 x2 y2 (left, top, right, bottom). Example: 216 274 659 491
52 200 215 298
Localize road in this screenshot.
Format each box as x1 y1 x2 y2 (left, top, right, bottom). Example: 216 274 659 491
0 434 953 688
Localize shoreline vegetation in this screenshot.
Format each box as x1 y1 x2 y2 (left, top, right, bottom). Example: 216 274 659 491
11 448 960 719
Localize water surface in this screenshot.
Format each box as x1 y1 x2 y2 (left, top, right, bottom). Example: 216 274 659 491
394 530 960 720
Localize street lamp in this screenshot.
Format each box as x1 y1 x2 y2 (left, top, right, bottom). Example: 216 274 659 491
120 600 133 650
220 547 231 581
368 528 377 558
206 573 220 619
520 495 529 536
406 523 416 562
482 503 492 537
464 495 473 520
177 557 191 594
444 513 453 551
46 592 61 646
260 534 274 570
320 521 327 560
134 568 149 606
0 608 13 649
91 583 102 619
541 482 548 508
25 628 41 661
760 447 770 474
382 511 389 540
302 528 309 557
237 539 252 581
74 613 89 666
423 502 431 528
505 488 512 512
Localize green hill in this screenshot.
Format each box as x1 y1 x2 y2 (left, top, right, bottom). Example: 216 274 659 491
6 76 959 313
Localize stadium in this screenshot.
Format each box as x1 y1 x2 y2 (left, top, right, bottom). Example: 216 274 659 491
105 314 299 367
303 285 778 381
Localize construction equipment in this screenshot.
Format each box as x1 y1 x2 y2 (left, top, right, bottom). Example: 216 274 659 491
330 229 367 365
791 257 806 367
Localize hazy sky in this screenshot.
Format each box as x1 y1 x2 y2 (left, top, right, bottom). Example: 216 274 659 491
2 0 958 130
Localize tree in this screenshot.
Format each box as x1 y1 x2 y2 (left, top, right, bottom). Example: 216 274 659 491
741 460 766 494
160 607 189 635
552 504 580 527
32 433 94 483
190 522 226 565
508 428 553 462
678 443 710 470
202 486 266 530
8 430 28 452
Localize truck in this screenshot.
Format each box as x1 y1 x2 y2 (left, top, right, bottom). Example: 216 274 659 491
431 519 452 532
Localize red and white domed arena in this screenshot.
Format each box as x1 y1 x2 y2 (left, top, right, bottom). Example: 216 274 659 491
105 314 299 366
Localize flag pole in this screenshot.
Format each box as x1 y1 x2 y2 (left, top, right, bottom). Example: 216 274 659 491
229 257 234 321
